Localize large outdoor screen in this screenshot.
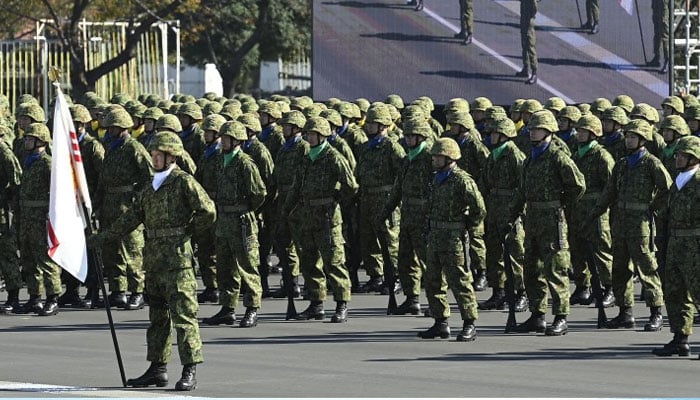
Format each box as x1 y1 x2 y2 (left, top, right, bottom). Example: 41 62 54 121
313 0 671 106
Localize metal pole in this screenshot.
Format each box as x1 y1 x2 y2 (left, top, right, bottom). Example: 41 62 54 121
175 21 181 95
635 0 648 63
160 22 168 99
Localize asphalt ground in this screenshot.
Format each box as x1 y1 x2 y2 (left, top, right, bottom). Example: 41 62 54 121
0 270 698 398
313 0 669 105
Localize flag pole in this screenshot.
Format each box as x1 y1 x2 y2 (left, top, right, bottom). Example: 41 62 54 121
634 0 648 63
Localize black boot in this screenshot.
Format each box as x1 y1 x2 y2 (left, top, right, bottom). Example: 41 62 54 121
456 320 477 342
17 295 43 314
453 30 466 39
57 290 83 308
478 288 506 310
2 289 20 313
526 72 538 85
644 306 663 332
126 362 168 388
381 279 401 296
463 31 473 45
514 291 528 312
512 312 546 333
175 363 196 391
545 315 568 336
570 286 591 305
418 318 450 339
38 294 60 316
331 301 348 323
239 307 258 328
359 276 384 293
124 293 145 310
652 333 691 357
197 287 219 303
203 306 236 325
108 291 127 308
605 307 635 329
261 273 272 298
472 270 487 292
393 296 421 315
601 285 615 308
296 301 325 320
515 68 529 77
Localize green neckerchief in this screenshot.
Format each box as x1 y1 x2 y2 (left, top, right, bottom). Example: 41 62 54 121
309 140 328 162
491 141 508 161
223 148 240 168
577 140 598 158
408 141 427 161
663 142 677 160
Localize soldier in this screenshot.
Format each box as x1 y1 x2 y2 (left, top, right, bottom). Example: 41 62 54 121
589 119 671 331
513 99 542 152
480 118 528 312
590 97 612 120
193 114 226 304
417 137 484 342
138 107 164 148
556 106 582 154
91 132 215 391
659 115 690 177
155 114 198 175
355 104 406 293
0 125 22 313
612 94 635 115
662 96 684 118
510 110 586 336
568 114 616 308
95 107 153 310
202 121 266 328
686 105 700 137
177 103 206 161
510 99 526 132
650 0 670 73
517 0 538 84
320 109 357 170
258 102 285 161
583 0 600 34
629 103 667 159
470 97 492 134
283 117 358 322
455 0 474 44
14 103 45 162
600 106 629 161
444 111 489 291
652 136 700 357
16 123 63 316
544 97 566 117
334 102 368 160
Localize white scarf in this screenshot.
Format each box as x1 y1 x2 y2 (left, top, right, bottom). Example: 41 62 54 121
675 166 699 191
152 164 176 191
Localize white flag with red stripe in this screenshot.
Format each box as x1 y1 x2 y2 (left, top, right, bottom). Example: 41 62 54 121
619 0 634 15
48 83 92 282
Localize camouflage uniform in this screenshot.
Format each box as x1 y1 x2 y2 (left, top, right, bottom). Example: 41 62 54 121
260 124 285 161
519 0 538 77
0 137 22 305
194 140 221 294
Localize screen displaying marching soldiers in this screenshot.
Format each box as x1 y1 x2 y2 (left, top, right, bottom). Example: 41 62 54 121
314 0 671 105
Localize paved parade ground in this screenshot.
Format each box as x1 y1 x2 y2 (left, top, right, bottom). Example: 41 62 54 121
0 275 698 398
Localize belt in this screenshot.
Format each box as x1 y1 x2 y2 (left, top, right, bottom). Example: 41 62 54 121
217 204 249 213
429 220 466 230
490 189 514 196
364 185 393 194
669 228 700 237
579 192 601 201
527 200 561 209
106 185 135 194
302 197 335 206
145 226 186 239
616 201 648 211
21 200 48 208
403 197 427 206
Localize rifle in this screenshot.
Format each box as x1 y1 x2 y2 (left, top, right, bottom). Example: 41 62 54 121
585 235 607 329
502 231 518 333
376 224 398 314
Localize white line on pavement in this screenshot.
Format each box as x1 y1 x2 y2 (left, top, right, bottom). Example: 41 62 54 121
0 380 202 398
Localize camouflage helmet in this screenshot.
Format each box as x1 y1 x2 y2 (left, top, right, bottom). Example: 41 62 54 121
181 94 196 104
402 118 432 138
445 98 470 114
575 114 603 137
157 99 173 112
18 103 45 122
224 98 242 108
471 97 493 112
219 120 248 141
336 102 361 119
156 114 183 133
195 98 209 109
365 104 393 126
169 103 182 115
683 94 700 108
202 114 227 133
558 106 582 122
237 113 262 133
85 96 106 110
430 137 461 160
674 135 700 160
240 101 259 114
662 95 684 114
520 99 543 114
490 117 517 138
24 123 51 143
385 94 405 110
602 106 630 125
220 104 242 120
259 101 283 119
303 103 327 119
510 98 526 114
544 97 566 113
447 111 475 130
319 109 343 127
279 110 307 129
0 125 12 137
144 93 161 107
110 93 131 106
303 116 332 137
484 106 507 120
629 103 660 123
177 102 203 120
659 115 690 136
70 104 92 123
623 119 653 141
203 92 218 101
276 101 291 114
577 103 592 115
685 105 700 121
613 94 635 113
527 110 558 133
142 107 164 121
17 94 38 105
103 108 134 129
402 104 425 121
355 98 370 114
415 96 435 111
130 103 147 119
290 96 314 111
590 97 612 114
203 101 223 116
148 131 184 157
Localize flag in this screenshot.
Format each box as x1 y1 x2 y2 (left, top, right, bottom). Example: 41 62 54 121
619 0 634 15
48 84 92 282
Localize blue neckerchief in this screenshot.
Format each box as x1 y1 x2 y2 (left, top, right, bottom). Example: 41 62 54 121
367 135 386 149
483 135 492 147
78 131 87 143
143 131 155 147
243 139 254 152
558 129 574 143
260 126 274 141
604 131 622 146
435 167 454 185
626 149 646 169
205 142 220 159
102 134 113 146
694 131 700 137
282 135 301 152
336 124 348 137
109 136 126 151
475 122 485 132
180 125 195 140
531 141 551 161
23 152 42 169
520 126 530 136
328 133 338 143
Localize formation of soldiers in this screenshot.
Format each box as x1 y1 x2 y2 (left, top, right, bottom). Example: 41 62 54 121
0 90 700 389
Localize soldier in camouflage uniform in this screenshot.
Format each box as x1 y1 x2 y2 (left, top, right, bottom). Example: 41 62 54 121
590 97 612 119
334 102 367 161
613 94 635 115
601 106 629 162
417 137 484 342
139 107 164 148
556 106 581 154
511 110 586 336
517 0 539 84
685 105 700 137
513 99 542 152
444 111 489 291
320 109 357 170
470 97 492 134
0 125 22 313
95 108 153 310
652 136 700 357
258 102 285 161
455 0 474 44
93 132 215 391
568 114 616 308
629 103 667 159
16 123 63 316
14 103 45 162
177 102 206 162
193 114 226 304
650 0 670 72
155 114 198 176
203 121 266 328
284 117 358 322
355 104 406 293
659 115 690 178
583 0 600 33
589 119 671 331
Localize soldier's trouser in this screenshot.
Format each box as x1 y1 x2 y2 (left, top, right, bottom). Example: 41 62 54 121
358 194 399 279
299 220 351 302
194 227 217 289
424 237 478 321
586 0 600 24
664 236 700 335
570 228 613 288
102 228 145 293
216 214 262 309
20 222 61 297
469 229 486 275
274 215 300 279
0 235 22 291
611 236 664 309
459 0 474 33
652 0 669 59
397 223 427 297
520 14 537 73
146 267 203 365
257 207 274 275
485 219 525 291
